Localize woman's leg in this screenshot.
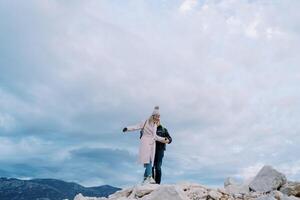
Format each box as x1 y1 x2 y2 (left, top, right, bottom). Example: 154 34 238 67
143 161 152 179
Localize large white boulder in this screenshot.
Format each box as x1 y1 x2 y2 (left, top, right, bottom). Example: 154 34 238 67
128 184 160 198
181 182 209 200
224 177 250 194
140 185 187 200
108 187 133 199
208 189 223 200
249 165 287 193
74 193 107 200
255 194 277 200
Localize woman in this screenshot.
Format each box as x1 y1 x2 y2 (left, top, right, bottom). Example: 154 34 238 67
122 106 168 184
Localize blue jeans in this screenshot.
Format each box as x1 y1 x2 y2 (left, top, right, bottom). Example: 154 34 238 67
144 161 152 178
152 150 164 184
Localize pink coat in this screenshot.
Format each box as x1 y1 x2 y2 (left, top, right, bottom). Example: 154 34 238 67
126 120 166 166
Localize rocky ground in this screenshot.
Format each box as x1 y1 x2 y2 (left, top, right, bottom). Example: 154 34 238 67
74 165 300 200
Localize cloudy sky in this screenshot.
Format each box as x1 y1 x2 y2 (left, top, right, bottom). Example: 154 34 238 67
0 0 300 188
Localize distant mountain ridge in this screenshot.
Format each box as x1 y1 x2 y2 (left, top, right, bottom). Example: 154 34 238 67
0 177 121 200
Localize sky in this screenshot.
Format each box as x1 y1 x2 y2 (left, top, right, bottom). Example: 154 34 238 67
0 0 300 188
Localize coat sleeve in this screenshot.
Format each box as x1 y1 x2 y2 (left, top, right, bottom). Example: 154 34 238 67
165 128 172 144
126 121 145 132
154 134 166 143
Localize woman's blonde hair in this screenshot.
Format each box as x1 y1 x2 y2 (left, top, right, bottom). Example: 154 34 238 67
148 115 160 125
148 115 154 123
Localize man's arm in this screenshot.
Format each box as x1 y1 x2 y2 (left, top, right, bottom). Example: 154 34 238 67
164 128 172 144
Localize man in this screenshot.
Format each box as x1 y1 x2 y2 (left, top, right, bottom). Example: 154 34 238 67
152 121 172 184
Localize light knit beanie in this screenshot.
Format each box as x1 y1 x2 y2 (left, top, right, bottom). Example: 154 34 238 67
152 106 160 116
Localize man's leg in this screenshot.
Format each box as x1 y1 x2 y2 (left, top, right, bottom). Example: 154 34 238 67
152 153 159 180
154 151 164 184
152 166 155 180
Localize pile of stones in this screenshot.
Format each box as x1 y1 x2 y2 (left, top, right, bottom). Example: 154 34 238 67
74 165 300 200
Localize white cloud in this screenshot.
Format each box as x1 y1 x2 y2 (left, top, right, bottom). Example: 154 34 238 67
0 136 50 160
235 163 265 180
0 113 15 131
179 0 197 13
245 17 260 38
278 162 300 181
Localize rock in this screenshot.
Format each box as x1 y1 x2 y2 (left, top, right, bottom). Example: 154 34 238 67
280 182 300 197
256 195 277 200
186 187 208 200
232 193 243 199
249 165 287 192
224 178 237 187
74 193 107 200
244 192 264 199
225 185 249 195
74 168 299 200
224 177 250 194
108 187 133 199
281 195 300 200
217 188 228 195
140 185 186 200
128 184 160 198
74 193 84 200
179 183 209 200
270 190 284 200
208 190 223 200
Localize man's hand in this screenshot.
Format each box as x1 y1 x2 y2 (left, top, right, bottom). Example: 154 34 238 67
122 127 128 133
164 138 170 144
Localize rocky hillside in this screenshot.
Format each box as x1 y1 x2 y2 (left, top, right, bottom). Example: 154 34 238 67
0 178 121 200
74 165 300 200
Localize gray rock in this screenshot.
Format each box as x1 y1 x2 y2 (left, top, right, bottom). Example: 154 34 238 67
270 190 284 200
280 182 300 197
281 195 300 200
217 188 228 195
186 187 208 199
140 185 186 200
233 193 244 199
108 187 133 199
74 193 107 200
256 195 277 200
224 177 250 194
249 165 287 192
208 190 222 200
129 184 160 198
245 192 264 199
224 178 236 187
179 183 209 200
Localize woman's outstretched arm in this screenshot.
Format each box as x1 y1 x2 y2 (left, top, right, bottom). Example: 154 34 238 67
124 121 146 132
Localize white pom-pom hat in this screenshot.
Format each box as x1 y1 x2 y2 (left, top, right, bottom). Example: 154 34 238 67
152 106 160 116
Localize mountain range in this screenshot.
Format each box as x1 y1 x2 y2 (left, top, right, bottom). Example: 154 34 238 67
0 177 121 200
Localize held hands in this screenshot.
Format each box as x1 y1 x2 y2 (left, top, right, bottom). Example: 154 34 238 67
122 127 127 133
164 138 170 144
157 137 169 144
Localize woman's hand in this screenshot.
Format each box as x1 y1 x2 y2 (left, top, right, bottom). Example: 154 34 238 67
156 137 170 144
164 138 170 144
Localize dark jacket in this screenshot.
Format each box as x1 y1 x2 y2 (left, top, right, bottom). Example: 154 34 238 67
156 125 172 151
